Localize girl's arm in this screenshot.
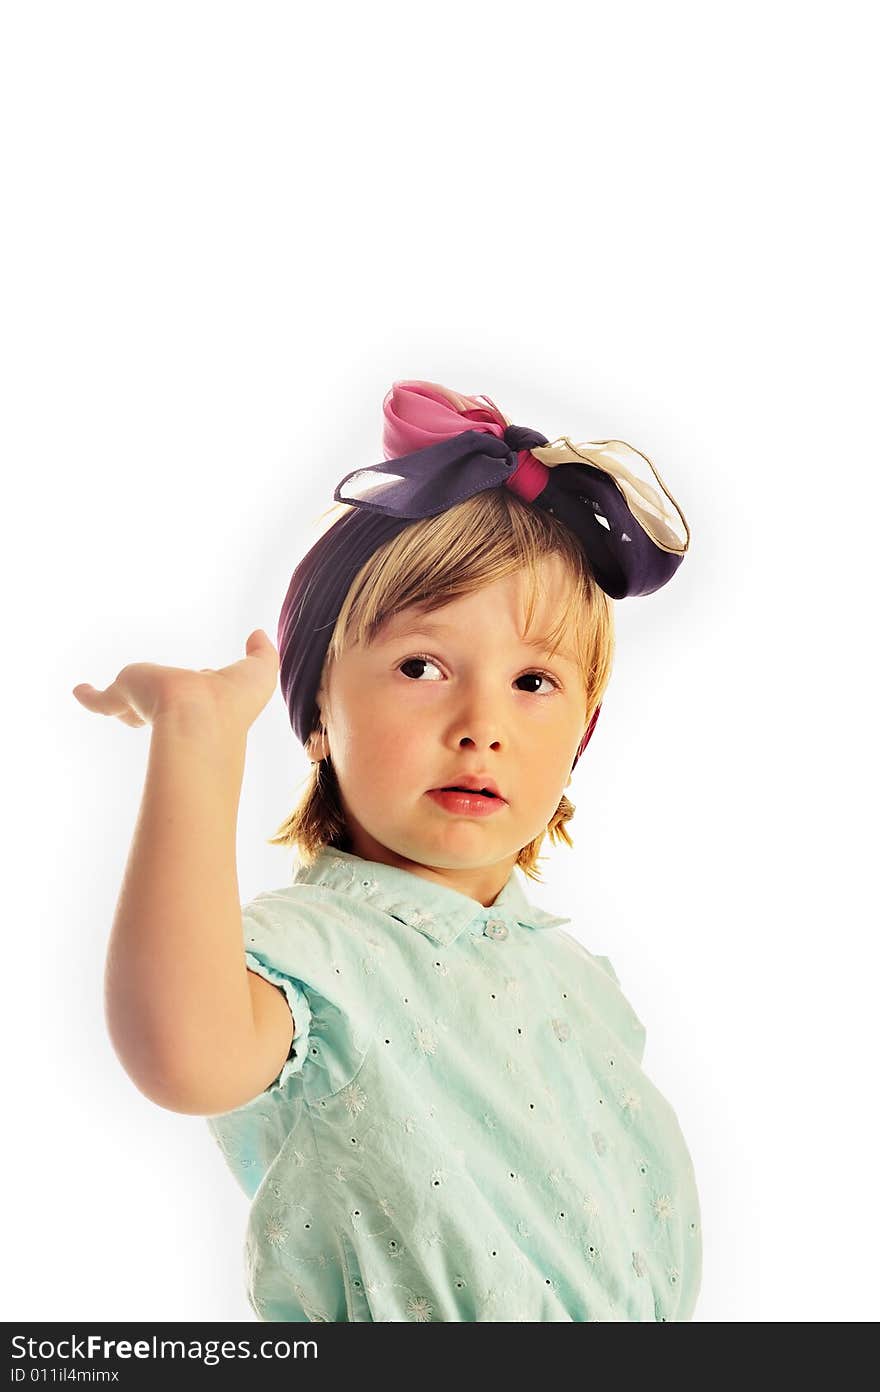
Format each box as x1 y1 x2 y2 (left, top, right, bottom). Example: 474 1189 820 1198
104 709 294 1115
72 631 289 1115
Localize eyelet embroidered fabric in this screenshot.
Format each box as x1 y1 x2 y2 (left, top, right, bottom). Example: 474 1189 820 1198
207 848 702 1322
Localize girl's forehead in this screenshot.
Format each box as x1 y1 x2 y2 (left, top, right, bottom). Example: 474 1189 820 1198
369 611 579 665
381 578 578 636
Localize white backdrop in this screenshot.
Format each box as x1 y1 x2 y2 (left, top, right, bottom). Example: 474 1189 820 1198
3 0 876 1323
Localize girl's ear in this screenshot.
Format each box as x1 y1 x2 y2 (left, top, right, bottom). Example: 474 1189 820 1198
308 729 330 762
307 680 332 762
307 709 330 762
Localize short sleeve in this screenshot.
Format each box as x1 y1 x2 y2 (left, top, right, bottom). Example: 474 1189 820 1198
553 928 648 1067
244 948 313 1094
206 890 375 1198
593 953 621 985
591 952 648 1065
232 890 373 1108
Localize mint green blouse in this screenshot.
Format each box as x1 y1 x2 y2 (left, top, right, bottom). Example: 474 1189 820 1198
207 847 702 1322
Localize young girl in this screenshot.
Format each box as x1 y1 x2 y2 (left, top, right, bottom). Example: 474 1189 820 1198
74 379 701 1322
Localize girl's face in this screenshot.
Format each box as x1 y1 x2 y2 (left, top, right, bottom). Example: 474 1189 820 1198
316 557 590 904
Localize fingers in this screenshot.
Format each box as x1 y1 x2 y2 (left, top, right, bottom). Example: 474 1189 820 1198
71 683 146 728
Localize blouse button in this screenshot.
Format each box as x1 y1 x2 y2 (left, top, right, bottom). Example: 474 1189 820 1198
483 919 509 941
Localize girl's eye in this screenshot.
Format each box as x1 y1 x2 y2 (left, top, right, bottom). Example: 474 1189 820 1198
397 654 560 695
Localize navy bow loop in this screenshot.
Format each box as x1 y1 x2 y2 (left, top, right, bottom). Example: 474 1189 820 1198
333 428 545 520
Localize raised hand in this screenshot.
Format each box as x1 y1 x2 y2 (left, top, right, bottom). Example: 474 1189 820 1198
72 628 280 734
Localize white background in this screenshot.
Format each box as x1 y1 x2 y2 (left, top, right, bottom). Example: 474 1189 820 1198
2 0 877 1323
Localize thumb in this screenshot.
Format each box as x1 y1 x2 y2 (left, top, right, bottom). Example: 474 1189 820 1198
246 628 278 656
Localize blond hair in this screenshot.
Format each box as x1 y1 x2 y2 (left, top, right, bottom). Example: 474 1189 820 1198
268 489 615 883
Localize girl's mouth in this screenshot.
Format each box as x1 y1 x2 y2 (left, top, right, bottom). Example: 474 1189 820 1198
426 788 507 817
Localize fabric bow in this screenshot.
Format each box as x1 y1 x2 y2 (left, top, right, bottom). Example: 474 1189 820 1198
333 379 690 600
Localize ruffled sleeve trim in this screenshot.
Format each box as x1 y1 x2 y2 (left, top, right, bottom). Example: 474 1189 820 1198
245 949 313 1094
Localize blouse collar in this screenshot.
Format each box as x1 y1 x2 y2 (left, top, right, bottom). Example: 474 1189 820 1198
293 846 571 947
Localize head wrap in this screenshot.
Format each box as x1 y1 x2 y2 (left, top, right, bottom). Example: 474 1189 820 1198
278 379 690 772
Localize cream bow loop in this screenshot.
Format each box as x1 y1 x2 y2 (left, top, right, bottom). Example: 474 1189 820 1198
529 436 689 557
